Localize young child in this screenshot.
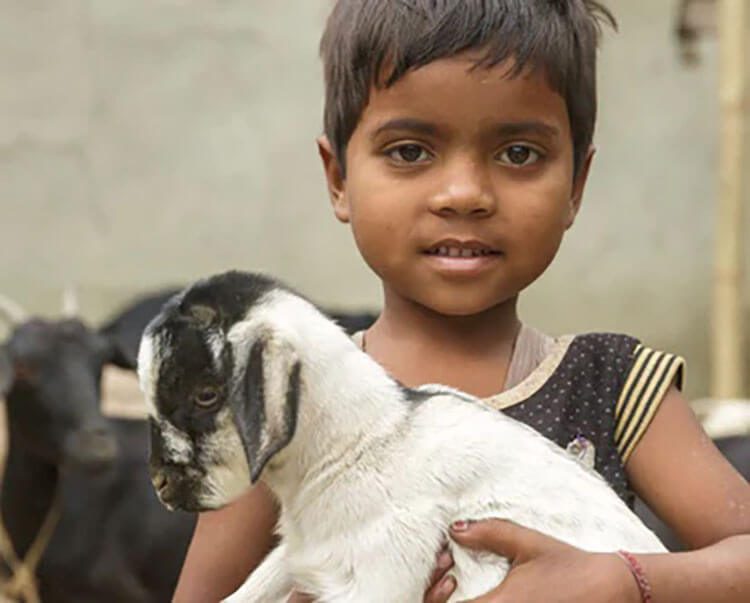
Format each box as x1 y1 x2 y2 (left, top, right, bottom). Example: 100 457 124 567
173 1 750 601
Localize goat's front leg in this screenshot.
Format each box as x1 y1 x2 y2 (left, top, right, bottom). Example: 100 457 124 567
223 543 292 603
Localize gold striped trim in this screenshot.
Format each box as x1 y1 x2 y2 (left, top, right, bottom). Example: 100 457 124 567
615 345 685 462
483 335 575 411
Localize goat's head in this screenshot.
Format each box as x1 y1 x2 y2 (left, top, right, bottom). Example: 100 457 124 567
139 271 309 512
0 292 134 471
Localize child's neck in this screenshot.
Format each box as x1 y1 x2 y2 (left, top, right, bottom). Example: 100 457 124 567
363 291 521 398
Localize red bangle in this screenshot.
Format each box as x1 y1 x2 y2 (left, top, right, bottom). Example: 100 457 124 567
616 551 652 603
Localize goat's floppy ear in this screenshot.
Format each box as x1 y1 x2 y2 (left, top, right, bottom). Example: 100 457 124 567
0 346 12 397
235 331 301 483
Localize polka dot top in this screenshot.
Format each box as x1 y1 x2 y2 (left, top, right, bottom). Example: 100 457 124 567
484 329 685 507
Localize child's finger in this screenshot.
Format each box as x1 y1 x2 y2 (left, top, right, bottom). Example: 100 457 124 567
429 546 454 585
450 518 559 559
423 575 457 603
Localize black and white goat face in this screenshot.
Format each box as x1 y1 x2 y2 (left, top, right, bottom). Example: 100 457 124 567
138 272 303 512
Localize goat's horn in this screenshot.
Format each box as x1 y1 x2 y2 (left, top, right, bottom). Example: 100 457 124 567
62 284 79 318
0 294 28 327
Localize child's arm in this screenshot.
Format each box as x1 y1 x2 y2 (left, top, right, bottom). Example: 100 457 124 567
627 385 749 547
173 483 279 603
223 542 293 603
621 384 750 599
425 386 750 602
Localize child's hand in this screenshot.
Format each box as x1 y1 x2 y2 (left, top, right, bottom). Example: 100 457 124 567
425 519 642 603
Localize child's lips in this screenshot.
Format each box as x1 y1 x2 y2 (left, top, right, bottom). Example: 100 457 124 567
422 251 502 276
420 238 503 277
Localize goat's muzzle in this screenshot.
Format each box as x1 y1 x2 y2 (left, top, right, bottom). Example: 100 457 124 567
150 464 207 512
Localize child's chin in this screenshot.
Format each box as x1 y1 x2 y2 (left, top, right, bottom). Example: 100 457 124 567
422 292 510 317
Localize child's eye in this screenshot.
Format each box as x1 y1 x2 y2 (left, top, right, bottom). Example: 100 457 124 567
497 145 542 167
386 144 431 164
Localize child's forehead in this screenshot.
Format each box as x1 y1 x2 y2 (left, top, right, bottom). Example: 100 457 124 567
358 55 569 138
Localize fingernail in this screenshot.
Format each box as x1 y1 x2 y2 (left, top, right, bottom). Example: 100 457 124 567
451 520 471 532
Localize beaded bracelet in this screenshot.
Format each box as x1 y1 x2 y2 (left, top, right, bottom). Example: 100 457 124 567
616 550 653 603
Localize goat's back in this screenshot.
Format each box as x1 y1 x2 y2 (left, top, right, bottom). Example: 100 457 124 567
277 391 665 602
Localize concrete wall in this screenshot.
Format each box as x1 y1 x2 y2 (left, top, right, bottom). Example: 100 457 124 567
0 1 745 399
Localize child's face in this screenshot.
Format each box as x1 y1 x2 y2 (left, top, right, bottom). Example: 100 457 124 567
321 53 592 316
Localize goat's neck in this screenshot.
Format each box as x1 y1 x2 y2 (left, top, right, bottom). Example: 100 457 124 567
1 428 59 558
263 322 409 505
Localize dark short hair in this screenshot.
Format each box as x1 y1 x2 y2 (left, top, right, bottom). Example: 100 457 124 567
320 0 616 175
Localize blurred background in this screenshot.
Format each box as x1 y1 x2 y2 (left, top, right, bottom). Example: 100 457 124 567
0 1 740 401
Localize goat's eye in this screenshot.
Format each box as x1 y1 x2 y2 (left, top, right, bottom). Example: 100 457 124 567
194 387 219 409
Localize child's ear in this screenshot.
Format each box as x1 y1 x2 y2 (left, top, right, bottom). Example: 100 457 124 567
566 145 596 229
317 136 350 224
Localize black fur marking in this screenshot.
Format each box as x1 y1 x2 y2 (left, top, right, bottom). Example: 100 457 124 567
281 361 301 455
237 337 266 479
143 272 281 341
328 310 378 336
151 319 234 446
148 416 174 475
399 383 433 406
235 336 301 483
99 288 181 369
179 271 280 333
249 358 300 482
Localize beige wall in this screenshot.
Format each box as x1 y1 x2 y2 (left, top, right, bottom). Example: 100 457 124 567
0 1 746 399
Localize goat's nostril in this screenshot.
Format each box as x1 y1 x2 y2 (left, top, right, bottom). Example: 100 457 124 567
153 473 168 491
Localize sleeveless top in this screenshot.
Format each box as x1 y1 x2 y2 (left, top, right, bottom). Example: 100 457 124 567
353 326 685 508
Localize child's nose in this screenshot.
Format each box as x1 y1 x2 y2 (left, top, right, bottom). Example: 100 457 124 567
427 161 497 218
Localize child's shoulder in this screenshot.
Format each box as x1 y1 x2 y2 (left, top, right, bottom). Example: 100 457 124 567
560 331 685 408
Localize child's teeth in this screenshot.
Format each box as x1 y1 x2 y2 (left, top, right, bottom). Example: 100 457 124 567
431 245 494 257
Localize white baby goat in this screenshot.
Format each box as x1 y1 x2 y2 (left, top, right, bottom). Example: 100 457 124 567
138 271 665 603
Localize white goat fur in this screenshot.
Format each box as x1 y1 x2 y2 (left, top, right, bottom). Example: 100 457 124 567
141 286 666 603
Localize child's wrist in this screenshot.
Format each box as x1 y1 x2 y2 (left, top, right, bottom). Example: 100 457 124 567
614 551 653 603
589 552 641 603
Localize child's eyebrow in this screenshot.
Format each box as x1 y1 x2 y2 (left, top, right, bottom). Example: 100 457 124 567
490 121 561 140
370 118 560 141
371 118 440 138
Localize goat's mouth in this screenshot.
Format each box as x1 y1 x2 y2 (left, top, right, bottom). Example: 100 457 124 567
153 479 219 513
152 473 196 511
150 464 219 512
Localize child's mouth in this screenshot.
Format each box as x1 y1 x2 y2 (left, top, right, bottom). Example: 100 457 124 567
422 241 502 276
